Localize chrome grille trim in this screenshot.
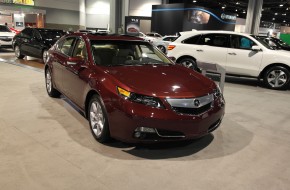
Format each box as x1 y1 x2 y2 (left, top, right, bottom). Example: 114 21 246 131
166 94 214 108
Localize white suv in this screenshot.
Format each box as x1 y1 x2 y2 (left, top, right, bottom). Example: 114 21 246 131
167 30 290 90
0 25 15 49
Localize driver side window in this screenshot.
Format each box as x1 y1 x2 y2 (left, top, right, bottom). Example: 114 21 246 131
230 35 256 50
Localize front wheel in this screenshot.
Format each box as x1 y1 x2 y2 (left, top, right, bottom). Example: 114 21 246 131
263 66 290 90
14 45 24 59
88 95 110 143
178 57 200 72
42 49 48 63
45 68 60 97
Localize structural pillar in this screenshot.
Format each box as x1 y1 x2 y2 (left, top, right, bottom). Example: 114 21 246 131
245 0 263 35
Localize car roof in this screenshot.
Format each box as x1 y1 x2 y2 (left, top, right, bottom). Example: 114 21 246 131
176 30 252 41
67 32 145 41
34 28 64 32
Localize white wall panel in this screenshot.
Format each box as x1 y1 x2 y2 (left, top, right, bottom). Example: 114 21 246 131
85 0 110 28
129 0 161 17
35 0 79 11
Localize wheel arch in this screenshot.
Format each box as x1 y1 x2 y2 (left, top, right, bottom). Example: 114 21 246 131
176 55 197 63
259 63 290 79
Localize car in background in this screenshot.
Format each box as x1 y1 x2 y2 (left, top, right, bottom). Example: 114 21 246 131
44 33 225 143
13 28 66 62
138 32 158 43
0 25 15 49
256 36 290 51
9 27 21 34
146 32 163 38
153 35 178 53
167 30 290 90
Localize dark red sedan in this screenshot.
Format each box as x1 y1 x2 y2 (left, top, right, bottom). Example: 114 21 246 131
45 33 225 143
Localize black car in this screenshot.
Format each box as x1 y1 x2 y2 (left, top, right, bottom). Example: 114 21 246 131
259 36 290 51
13 28 66 62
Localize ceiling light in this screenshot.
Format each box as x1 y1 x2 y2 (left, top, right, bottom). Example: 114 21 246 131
243 10 246 13
237 14 239 16
222 6 225 9
272 18 275 20
283 20 286 22
236 2 240 4
282 13 287 16
275 13 278 15
235 9 238 12
287 8 289 10
280 4 284 7
192 0 197 2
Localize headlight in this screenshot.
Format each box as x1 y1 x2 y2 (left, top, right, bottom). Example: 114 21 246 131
213 84 222 98
117 87 164 109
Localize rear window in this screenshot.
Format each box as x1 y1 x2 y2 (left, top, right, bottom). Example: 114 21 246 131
0 25 11 32
38 30 65 40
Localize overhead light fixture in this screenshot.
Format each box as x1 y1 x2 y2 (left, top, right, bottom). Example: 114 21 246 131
243 10 246 13
275 13 278 15
237 14 239 16
273 18 275 20
222 6 225 9
287 8 289 10
236 2 240 5
235 9 238 12
282 13 287 16
192 0 197 2
283 20 286 22
280 4 284 7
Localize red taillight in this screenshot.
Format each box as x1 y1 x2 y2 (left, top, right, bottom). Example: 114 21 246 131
167 45 176 50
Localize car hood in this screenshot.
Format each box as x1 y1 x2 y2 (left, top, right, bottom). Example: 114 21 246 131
0 32 15 37
105 64 215 98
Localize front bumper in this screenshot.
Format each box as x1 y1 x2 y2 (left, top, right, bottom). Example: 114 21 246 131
107 95 225 143
0 38 13 48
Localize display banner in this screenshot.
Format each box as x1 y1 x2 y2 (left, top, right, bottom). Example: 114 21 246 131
152 4 236 35
125 16 140 36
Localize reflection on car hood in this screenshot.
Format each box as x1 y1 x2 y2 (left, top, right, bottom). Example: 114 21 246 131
106 64 215 97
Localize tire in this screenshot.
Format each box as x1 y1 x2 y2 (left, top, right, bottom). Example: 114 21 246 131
88 95 110 143
14 45 25 59
45 68 60 98
263 66 290 90
42 49 48 63
157 45 166 53
178 57 200 72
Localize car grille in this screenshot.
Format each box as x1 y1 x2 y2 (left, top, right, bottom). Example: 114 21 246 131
166 94 214 115
172 103 212 115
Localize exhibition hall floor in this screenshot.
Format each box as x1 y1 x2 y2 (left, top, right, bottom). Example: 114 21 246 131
1 51 290 190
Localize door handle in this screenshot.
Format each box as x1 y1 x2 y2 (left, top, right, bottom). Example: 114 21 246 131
67 61 77 65
228 53 237 55
196 49 204 52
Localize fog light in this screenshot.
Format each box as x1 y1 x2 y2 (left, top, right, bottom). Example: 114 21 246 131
136 127 156 133
134 131 142 138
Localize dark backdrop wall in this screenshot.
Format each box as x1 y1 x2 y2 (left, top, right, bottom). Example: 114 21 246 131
152 3 237 35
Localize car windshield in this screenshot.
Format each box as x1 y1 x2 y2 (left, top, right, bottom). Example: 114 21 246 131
273 38 290 47
90 40 172 66
38 30 64 40
251 35 275 50
0 25 11 32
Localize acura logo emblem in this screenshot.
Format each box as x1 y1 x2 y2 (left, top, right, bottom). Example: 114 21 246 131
194 99 200 107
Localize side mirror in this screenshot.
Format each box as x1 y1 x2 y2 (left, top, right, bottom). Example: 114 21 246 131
252 45 262 51
67 56 84 65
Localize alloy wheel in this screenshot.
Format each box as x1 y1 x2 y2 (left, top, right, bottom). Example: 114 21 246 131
43 50 48 63
15 46 20 57
46 70 52 93
90 101 105 137
267 69 287 88
181 60 193 68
